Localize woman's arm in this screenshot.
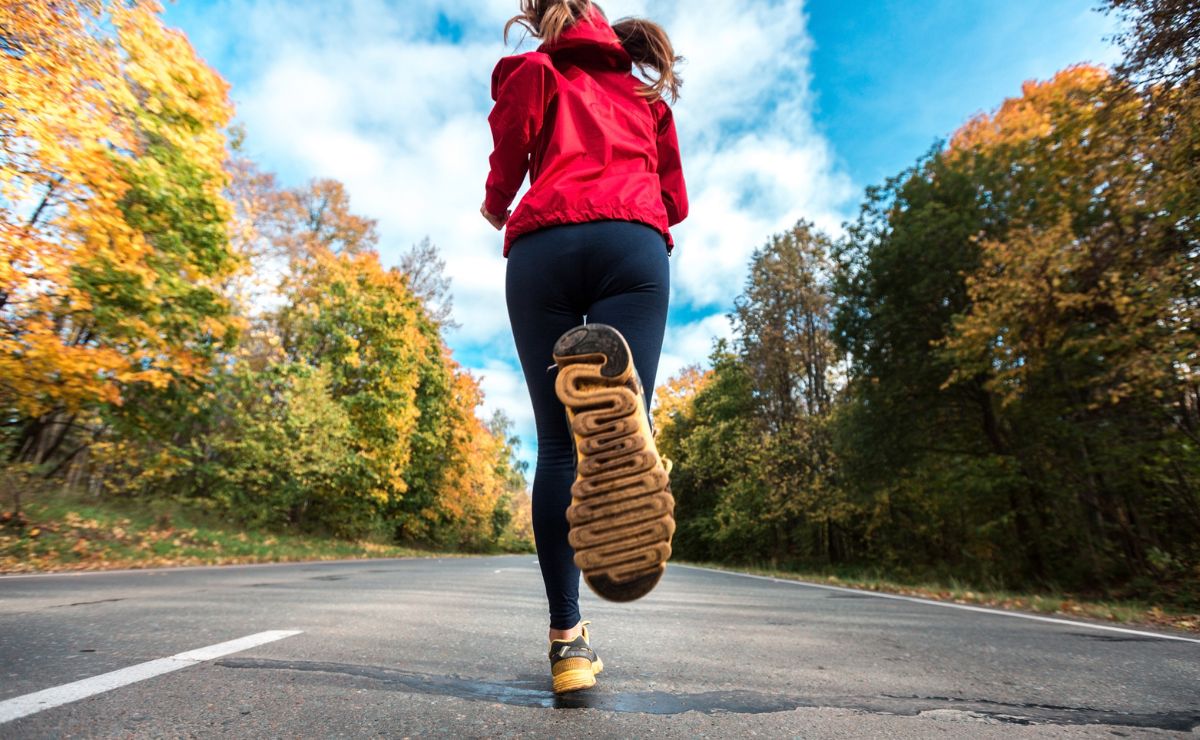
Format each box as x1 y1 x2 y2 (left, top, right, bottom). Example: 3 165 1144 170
654 101 688 226
484 53 557 220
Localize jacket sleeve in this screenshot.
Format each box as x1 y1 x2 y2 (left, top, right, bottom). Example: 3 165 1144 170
484 54 556 217
654 101 688 226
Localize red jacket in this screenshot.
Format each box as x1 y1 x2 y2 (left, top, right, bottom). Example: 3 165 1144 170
484 8 688 257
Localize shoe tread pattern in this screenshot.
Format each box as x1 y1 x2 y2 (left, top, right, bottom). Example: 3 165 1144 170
552 323 675 603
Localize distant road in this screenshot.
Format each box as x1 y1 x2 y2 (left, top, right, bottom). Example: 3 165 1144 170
1 555 1197 737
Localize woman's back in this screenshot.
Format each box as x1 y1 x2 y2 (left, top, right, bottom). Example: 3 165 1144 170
484 6 687 256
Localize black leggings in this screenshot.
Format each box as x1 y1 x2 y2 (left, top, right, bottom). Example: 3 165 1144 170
505 220 670 629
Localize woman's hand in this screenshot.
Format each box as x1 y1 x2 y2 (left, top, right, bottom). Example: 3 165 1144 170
481 203 510 230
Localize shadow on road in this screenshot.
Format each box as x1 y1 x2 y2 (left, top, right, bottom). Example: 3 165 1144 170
216 657 796 714
214 657 1200 731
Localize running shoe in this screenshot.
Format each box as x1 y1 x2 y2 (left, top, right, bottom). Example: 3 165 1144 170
548 620 604 694
552 323 675 602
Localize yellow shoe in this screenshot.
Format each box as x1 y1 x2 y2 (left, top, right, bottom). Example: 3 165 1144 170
552 323 676 602
548 621 604 694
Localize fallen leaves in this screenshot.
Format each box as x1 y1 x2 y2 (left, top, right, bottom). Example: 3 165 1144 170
0 498 429 576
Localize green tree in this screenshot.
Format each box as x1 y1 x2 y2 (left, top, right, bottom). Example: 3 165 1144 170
655 342 763 562
732 221 847 564
276 247 428 531
830 144 1044 583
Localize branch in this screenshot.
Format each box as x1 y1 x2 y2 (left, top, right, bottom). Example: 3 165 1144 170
42 442 91 480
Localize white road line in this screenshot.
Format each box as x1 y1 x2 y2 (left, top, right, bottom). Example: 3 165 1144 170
0 630 302 724
673 563 1200 645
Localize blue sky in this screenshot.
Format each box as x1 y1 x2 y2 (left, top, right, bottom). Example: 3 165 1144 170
803 0 1118 187
161 0 1120 469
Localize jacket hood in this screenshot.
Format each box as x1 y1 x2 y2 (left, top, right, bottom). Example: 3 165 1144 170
537 6 631 68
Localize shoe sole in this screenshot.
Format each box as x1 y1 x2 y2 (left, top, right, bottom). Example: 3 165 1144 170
552 323 675 603
551 656 604 694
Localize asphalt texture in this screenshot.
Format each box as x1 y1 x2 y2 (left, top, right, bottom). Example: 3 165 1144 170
0 554 1197 738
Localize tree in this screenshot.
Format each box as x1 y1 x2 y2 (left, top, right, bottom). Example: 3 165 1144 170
485 409 532 548
399 237 459 330
940 65 1199 591
274 179 378 262
1100 0 1200 85
276 247 428 519
653 342 762 562
729 222 847 563
734 220 839 427
1 0 240 480
830 144 1037 581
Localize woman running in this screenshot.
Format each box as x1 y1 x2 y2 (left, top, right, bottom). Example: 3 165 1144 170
481 0 688 693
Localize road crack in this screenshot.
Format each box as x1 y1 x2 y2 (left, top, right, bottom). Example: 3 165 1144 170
214 657 1200 730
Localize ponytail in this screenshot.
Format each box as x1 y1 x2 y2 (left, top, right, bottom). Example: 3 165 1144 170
504 0 594 46
612 17 682 104
503 1 683 104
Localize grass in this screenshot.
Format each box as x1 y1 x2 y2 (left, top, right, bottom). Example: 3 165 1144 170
5 486 1193 637
0 486 456 574
678 559 1200 636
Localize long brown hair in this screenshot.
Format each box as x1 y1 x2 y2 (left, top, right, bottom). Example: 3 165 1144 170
504 1 683 103
612 16 682 103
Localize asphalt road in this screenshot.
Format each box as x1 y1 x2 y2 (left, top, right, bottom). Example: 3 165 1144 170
0 554 1197 738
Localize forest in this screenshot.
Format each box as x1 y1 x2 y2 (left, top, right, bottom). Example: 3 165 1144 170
1 0 531 553
654 0 1199 607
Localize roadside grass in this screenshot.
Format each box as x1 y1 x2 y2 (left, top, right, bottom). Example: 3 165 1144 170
6 484 1193 638
0 487 455 574
678 560 1200 636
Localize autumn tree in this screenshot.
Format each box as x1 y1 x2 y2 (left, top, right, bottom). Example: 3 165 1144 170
939 65 1199 593
1 1 239 489
222 145 292 316
1 2 533 553
274 247 427 528
273 179 378 262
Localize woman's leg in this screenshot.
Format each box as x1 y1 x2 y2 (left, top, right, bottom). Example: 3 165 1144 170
581 221 671 415
506 220 671 633
506 228 587 632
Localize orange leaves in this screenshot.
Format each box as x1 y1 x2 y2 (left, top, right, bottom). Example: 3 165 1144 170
653 363 712 432
940 216 1084 403
938 63 1191 411
2 0 239 422
435 384 509 538
113 1 233 175
949 65 1111 154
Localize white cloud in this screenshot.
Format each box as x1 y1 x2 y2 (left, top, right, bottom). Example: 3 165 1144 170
174 0 848 464
658 0 854 310
470 357 535 457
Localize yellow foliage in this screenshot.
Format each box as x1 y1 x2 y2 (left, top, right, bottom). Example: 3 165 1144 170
948 65 1110 154
653 364 713 432
1 0 237 418
940 64 1192 409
